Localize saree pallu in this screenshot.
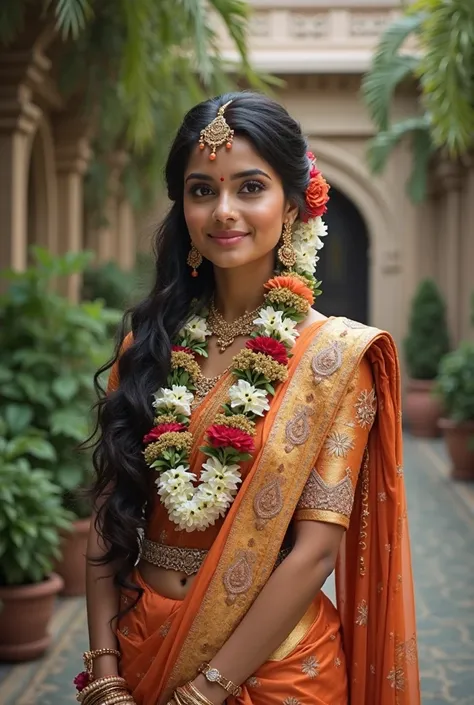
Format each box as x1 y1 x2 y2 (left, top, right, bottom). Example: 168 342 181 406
114 317 420 705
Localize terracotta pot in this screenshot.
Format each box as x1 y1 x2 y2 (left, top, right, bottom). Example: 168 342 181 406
54 517 91 596
0 572 64 661
404 379 442 437
438 418 474 481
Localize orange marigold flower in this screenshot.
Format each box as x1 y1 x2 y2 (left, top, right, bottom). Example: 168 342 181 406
264 276 314 305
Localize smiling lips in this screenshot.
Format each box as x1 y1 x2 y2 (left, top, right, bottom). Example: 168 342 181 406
209 230 249 245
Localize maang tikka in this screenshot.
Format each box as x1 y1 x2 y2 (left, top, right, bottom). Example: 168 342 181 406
199 100 234 161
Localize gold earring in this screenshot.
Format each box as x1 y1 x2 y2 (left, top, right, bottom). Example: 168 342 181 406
187 244 202 277
277 222 296 268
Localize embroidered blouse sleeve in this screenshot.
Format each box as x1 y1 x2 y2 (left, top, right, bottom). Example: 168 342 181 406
293 355 376 529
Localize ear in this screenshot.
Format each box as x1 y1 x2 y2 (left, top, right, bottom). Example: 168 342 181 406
283 200 299 226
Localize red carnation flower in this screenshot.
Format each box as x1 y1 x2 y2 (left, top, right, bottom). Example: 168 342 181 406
172 345 195 357
143 423 186 444
74 672 90 692
207 425 255 453
246 336 288 366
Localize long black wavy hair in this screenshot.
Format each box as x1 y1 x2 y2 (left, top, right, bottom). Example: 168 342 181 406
91 91 312 594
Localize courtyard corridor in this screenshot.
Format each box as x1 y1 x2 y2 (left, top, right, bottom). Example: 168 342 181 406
1 435 473 705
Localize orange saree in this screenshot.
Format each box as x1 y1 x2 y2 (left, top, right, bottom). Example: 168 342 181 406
112 317 420 705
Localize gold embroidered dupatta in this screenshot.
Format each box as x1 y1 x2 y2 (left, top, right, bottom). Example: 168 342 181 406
131 317 419 705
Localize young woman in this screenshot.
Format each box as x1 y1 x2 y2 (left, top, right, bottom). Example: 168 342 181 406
78 92 421 705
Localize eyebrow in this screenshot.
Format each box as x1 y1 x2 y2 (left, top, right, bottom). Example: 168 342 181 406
185 168 272 183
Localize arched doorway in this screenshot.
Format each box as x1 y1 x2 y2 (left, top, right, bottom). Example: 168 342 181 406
315 187 369 323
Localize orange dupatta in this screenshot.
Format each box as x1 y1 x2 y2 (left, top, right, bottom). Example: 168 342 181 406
127 317 420 705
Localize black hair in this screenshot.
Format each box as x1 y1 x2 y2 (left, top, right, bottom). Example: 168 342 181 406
90 91 311 600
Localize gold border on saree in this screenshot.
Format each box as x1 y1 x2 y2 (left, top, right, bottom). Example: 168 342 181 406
268 597 321 661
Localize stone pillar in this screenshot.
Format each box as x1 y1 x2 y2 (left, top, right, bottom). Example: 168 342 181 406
436 159 465 344
54 114 93 301
116 196 136 271
0 56 44 272
93 151 129 265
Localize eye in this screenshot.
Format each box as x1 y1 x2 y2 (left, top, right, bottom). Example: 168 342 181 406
240 180 265 194
189 184 214 197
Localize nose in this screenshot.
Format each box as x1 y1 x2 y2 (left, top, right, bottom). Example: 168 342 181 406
212 191 237 224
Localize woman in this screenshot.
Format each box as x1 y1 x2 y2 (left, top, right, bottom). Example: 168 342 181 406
78 92 420 705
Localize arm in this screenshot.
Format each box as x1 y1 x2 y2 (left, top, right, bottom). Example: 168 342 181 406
86 508 121 678
192 521 344 704
192 356 376 704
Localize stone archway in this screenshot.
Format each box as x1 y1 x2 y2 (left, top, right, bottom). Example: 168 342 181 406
308 138 402 338
26 116 58 259
317 187 369 323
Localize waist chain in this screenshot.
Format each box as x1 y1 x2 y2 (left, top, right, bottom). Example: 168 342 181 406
141 538 292 577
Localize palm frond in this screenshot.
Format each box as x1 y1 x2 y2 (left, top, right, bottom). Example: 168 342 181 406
44 0 93 39
407 125 435 202
371 12 424 68
362 55 419 131
415 0 474 157
367 115 429 172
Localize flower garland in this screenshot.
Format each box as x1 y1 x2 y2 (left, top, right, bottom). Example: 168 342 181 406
143 152 330 531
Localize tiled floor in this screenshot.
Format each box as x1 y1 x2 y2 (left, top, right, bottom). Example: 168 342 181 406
1 435 473 704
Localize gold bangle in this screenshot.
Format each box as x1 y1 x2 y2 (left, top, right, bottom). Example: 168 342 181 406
186 683 215 705
101 694 134 705
83 649 121 679
77 677 127 703
197 663 242 698
84 687 130 705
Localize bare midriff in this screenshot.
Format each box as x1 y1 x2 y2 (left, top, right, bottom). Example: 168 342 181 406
137 559 197 600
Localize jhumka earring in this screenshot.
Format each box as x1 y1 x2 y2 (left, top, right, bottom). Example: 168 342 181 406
199 100 234 161
277 222 296 268
187 244 202 277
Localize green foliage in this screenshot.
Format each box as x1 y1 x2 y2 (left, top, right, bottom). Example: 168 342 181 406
0 414 73 585
435 342 474 423
81 252 155 311
362 0 474 202
0 0 271 218
404 279 450 379
0 247 121 517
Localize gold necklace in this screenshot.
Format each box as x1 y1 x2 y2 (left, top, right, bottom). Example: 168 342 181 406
208 299 260 352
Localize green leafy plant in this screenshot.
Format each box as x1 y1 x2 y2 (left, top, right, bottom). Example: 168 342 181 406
81 253 155 311
362 0 474 202
0 414 73 586
0 247 121 518
435 342 474 423
404 279 450 379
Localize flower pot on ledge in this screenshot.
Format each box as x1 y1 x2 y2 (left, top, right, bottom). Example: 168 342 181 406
54 517 91 597
0 573 64 661
404 379 442 438
438 418 474 481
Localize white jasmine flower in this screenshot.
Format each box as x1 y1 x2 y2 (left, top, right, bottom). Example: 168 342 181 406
253 306 284 330
293 240 319 273
156 466 196 506
293 217 327 251
229 379 270 416
273 317 300 347
152 385 194 416
179 315 211 343
201 456 242 494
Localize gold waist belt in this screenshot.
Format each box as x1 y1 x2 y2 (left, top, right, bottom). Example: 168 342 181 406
141 539 292 577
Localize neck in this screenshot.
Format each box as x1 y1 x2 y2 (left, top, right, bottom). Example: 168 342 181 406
213 258 275 321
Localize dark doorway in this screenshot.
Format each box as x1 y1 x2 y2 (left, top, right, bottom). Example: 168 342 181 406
315 187 369 323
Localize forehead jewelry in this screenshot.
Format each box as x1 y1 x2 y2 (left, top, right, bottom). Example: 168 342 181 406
199 100 234 161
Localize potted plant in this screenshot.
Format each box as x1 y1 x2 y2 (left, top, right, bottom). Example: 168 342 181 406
403 279 450 436
435 342 474 481
0 413 73 661
0 247 120 596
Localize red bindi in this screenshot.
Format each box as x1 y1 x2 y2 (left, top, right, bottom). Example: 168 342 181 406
220 177 225 182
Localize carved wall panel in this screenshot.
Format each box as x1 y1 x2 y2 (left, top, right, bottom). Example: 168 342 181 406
288 12 329 39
